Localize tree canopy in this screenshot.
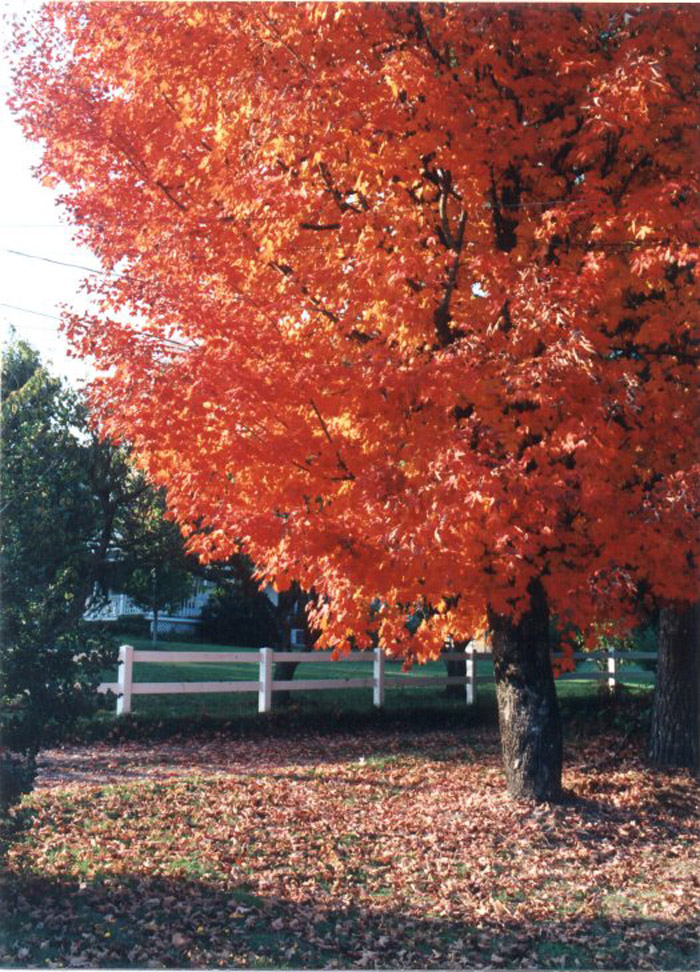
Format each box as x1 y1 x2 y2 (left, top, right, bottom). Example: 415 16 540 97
10 3 699 662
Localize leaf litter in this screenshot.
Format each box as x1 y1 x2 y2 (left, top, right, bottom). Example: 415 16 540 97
1 729 698 969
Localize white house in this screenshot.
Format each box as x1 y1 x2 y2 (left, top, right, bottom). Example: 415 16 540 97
86 578 215 635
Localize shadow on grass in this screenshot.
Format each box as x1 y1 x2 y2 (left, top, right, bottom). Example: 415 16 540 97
36 724 503 788
76 687 501 746
81 680 653 746
40 689 657 793
1 871 696 970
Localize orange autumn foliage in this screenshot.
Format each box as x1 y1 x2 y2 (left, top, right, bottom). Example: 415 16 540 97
10 3 700 660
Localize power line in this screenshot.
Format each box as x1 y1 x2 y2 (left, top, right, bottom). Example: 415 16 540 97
2 253 194 349
0 303 61 321
5 248 117 277
3 235 695 351
2 248 329 322
0 302 192 352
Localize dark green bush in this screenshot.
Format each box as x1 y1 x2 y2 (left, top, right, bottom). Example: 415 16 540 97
113 614 152 637
199 585 278 647
1 626 118 753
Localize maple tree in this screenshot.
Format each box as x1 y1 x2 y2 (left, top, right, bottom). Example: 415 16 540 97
10 3 699 799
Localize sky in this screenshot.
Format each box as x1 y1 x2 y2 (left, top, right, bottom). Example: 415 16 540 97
1 1 95 384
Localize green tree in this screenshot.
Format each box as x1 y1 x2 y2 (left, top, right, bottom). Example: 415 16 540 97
0 341 130 811
112 489 196 643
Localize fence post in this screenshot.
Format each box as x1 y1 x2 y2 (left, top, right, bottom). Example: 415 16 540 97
259 647 273 713
373 647 385 708
466 641 477 705
607 647 617 691
116 644 134 716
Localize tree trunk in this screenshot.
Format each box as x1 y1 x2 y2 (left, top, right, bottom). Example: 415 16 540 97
649 602 699 772
442 643 467 698
273 655 301 706
272 585 313 705
488 579 563 802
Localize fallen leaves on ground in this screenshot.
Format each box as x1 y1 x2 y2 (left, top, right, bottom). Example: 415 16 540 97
1 729 698 969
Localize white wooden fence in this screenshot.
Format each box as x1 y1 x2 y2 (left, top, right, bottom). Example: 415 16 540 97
98 644 656 716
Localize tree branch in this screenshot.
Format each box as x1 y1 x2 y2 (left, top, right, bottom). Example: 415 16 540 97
269 260 340 323
613 153 652 207
434 206 467 348
299 221 341 231
309 399 355 481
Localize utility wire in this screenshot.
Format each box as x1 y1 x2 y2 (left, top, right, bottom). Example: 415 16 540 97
0 302 192 352
5 238 697 306
0 302 61 320
6 226 696 297
5 248 120 277
2 248 290 318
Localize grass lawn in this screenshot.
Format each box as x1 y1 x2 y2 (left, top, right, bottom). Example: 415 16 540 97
1 728 697 970
95 636 655 726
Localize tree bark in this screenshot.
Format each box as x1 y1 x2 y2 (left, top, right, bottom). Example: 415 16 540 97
649 602 699 772
488 579 563 802
272 585 315 705
273 654 302 705
442 643 467 698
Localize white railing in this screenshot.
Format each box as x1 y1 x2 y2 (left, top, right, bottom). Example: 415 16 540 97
557 648 657 690
98 645 656 716
99 645 479 715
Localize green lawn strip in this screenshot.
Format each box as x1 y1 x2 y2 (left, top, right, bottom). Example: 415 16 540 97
123 686 485 723
91 636 654 731
107 637 654 688
103 637 475 683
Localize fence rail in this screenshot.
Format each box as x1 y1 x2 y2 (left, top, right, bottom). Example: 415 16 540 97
98 644 656 716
